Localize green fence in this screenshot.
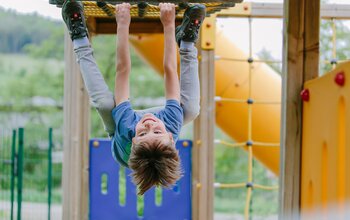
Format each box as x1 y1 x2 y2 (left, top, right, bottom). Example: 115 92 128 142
0 128 62 220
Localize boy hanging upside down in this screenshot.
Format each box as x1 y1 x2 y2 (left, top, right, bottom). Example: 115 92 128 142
62 0 205 195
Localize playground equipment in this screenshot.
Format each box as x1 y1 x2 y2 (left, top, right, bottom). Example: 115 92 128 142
57 0 350 219
301 61 350 217
89 139 192 220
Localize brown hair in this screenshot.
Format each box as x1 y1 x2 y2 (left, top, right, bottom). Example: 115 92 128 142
128 139 182 195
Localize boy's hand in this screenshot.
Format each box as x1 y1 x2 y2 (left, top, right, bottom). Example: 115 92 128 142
115 3 131 28
159 3 176 28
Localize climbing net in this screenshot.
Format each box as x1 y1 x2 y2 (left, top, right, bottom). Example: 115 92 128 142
213 9 350 219
214 16 280 219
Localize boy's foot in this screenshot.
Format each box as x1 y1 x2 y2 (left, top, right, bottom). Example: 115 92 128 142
62 0 88 40
175 4 206 47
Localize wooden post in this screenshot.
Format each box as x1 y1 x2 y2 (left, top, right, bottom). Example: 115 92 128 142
192 16 216 220
62 30 90 220
279 0 320 219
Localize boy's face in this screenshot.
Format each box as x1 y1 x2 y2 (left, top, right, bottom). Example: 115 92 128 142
133 113 173 145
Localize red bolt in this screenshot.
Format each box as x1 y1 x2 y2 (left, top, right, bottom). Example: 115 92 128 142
206 23 211 28
334 71 345 86
138 35 142 40
300 89 310 102
206 42 211 46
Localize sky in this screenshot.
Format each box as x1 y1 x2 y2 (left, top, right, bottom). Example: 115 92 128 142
0 0 349 60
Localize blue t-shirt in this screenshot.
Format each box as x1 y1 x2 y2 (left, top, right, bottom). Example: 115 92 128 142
111 99 183 167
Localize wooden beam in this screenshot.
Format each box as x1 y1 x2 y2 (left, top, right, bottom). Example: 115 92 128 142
85 3 350 35
90 18 181 34
192 30 216 220
62 30 90 220
279 0 320 219
217 2 350 19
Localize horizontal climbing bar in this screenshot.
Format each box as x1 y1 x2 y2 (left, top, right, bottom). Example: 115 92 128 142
94 0 240 3
323 59 349 64
253 141 280 147
254 184 278 190
215 139 280 147
214 140 246 148
214 182 278 190
214 97 280 105
49 0 241 6
215 56 281 64
214 182 246 188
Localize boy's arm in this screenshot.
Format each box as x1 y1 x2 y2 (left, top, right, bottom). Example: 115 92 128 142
114 3 131 106
160 3 180 102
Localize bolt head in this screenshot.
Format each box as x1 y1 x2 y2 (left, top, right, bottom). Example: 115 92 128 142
182 141 189 147
93 141 100 147
335 71 345 86
300 89 310 102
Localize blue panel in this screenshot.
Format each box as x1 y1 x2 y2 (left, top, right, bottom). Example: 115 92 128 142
89 139 192 220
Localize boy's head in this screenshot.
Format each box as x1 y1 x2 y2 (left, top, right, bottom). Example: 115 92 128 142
129 113 182 195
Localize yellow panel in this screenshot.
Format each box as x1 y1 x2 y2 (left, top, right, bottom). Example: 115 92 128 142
301 61 350 218
201 15 216 50
217 2 251 16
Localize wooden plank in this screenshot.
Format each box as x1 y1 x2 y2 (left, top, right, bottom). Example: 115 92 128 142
279 0 320 219
86 3 350 35
217 2 350 19
192 47 216 219
93 18 181 34
62 30 90 220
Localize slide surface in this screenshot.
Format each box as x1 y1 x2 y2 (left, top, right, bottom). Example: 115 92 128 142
129 31 280 175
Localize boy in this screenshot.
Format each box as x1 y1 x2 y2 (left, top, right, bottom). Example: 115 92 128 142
62 0 205 195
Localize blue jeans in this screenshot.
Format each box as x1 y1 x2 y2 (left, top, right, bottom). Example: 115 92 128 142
74 45 200 135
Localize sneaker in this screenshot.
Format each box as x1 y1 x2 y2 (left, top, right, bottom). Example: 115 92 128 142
175 4 206 47
62 0 88 40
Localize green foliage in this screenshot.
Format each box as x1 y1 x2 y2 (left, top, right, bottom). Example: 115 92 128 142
0 54 64 103
320 19 350 74
0 8 62 53
24 28 65 59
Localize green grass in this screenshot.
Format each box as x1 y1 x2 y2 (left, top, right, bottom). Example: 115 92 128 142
0 210 9 218
0 188 62 204
0 53 63 76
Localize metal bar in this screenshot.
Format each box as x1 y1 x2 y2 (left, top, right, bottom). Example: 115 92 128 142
49 0 243 7
48 128 53 220
17 128 24 220
10 129 16 220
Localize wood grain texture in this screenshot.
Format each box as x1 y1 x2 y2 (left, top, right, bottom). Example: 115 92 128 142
62 30 90 220
279 0 320 219
192 49 216 220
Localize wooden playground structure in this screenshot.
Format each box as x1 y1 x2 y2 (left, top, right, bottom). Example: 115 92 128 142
55 0 350 219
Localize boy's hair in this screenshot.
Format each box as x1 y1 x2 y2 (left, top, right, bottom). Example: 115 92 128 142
128 139 182 195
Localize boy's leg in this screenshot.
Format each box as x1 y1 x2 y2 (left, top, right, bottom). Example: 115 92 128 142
62 0 115 135
176 5 206 124
74 42 116 135
179 44 200 125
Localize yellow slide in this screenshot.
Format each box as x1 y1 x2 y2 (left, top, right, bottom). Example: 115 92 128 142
129 31 280 175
